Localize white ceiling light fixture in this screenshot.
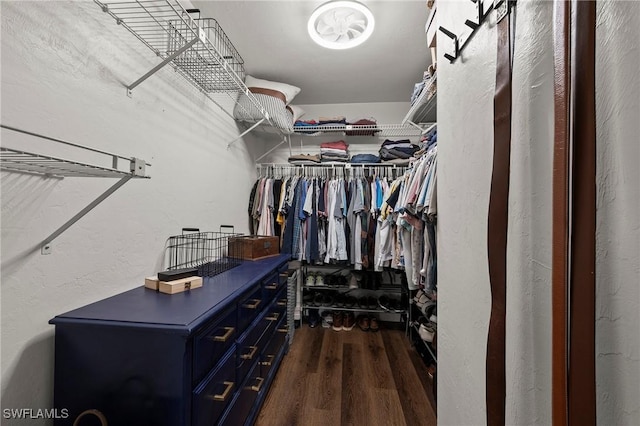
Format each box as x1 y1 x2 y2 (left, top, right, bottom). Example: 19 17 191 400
307 1 375 50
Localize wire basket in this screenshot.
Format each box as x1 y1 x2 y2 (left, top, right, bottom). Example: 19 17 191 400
165 227 244 277
167 17 245 92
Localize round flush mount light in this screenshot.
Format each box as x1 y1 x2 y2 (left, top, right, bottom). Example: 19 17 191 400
307 1 375 50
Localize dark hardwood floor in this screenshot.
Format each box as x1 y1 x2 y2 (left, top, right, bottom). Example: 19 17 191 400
256 323 437 426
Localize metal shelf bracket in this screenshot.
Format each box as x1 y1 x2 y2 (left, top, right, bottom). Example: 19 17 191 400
40 175 134 254
0 125 150 255
126 34 201 97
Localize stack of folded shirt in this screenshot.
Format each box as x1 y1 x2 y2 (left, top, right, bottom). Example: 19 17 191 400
379 139 420 164
294 119 320 135
320 140 350 163
346 117 379 136
288 153 321 165
318 116 347 131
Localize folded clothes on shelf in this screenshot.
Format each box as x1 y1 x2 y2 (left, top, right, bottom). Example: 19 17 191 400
320 156 350 163
320 140 349 151
379 146 419 161
320 147 350 156
381 139 415 149
350 153 380 164
346 118 379 136
293 120 321 135
318 116 347 125
288 153 321 164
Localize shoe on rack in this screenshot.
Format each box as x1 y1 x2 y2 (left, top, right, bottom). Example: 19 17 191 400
324 275 335 287
320 310 333 328
321 293 334 307
427 364 436 379
421 301 437 318
342 312 355 331
357 315 370 332
313 292 324 307
303 291 314 305
308 309 320 328
337 275 348 287
315 273 325 286
334 293 346 308
419 322 436 342
367 296 378 310
348 273 359 289
306 273 316 287
413 289 431 309
369 316 380 332
378 295 391 311
358 297 368 309
332 311 344 331
381 295 402 312
344 295 357 308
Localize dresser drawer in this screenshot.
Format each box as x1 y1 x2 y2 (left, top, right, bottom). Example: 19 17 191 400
260 317 288 380
270 285 288 317
193 305 237 386
221 362 264 426
237 285 264 334
192 348 236 426
261 271 288 301
236 311 277 384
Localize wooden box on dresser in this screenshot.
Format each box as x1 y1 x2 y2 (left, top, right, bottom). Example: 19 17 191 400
49 254 291 426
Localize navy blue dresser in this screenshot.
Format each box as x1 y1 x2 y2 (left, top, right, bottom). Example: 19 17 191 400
50 254 291 426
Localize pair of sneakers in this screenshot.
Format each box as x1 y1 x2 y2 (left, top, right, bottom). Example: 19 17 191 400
305 272 325 287
416 316 437 343
356 315 379 332
332 311 355 331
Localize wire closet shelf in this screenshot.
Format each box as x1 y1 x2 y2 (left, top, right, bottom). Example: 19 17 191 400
94 0 271 124
95 0 242 91
292 123 428 138
165 227 245 277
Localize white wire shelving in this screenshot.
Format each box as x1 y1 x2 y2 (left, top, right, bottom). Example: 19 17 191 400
93 0 284 145
403 74 437 126
0 125 150 254
293 123 428 138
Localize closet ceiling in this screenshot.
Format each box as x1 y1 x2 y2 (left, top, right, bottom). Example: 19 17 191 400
192 0 432 105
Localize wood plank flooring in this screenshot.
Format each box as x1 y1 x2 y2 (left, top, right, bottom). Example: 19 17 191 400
256 324 436 426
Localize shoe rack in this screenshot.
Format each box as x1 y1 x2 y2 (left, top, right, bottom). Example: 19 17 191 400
299 264 408 330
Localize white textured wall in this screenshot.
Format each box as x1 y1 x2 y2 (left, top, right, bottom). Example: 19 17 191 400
595 2 640 425
257 101 416 163
438 1 639 425
1 2 261 421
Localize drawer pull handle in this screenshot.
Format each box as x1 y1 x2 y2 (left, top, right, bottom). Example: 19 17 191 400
279 273 288 278
249 377 265 392
260 355 275 366
241 345 258 360
209 381 234 402
242 299 261 309
265 312 280 321
265 283 278 290
277 299 287 307
211 327 234 342
277 326 289 333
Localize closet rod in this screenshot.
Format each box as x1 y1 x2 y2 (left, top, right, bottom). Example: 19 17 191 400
256 163 404 168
